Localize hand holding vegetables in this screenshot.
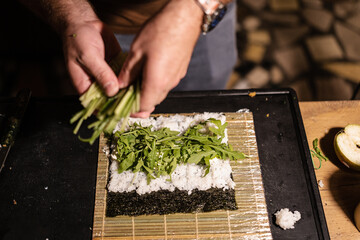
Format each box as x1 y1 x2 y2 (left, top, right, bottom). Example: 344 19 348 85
119 0 203 118
63 20 122 97
70 52 140 145
20 0 203 118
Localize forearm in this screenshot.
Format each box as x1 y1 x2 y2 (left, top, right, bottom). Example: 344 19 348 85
18 0 99 35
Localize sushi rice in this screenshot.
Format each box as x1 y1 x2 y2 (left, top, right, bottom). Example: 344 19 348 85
108 113 235 195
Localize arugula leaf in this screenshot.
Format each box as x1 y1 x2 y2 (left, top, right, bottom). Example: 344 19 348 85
208 118 228 138
113 119 247 183
118 152 135 172
134 159 144 173
187 150 216 164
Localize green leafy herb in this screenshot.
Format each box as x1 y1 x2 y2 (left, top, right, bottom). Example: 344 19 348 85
310 138 328 170
208 118 227 138
114 119 247 183
70 52 141 145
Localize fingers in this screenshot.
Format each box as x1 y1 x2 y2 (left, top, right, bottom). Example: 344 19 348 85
139 81 167 114
139 61 181 114
118 51 144 89
67 60 92 95
119 48 184 116
130 109 153 118
63 21 122 97
77 53 120 96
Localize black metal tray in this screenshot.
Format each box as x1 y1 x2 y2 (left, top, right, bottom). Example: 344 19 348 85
0 89 329 239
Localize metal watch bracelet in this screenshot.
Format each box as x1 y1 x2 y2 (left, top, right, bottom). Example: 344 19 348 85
194 0 227 34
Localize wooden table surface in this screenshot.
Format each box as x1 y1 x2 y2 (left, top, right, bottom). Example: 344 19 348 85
299 100 360 240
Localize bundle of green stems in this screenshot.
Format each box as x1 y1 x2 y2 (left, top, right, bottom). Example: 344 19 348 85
70 52 140 145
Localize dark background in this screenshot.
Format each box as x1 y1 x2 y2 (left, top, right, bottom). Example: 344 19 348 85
0 1 76 98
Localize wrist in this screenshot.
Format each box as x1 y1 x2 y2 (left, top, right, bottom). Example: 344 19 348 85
61 19 101 37
46 1 100 36
165 0 203 33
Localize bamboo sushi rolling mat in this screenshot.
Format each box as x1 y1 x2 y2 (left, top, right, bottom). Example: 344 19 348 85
93 112 272 239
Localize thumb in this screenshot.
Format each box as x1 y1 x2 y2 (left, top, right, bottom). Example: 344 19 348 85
81 55 120 96
117 51 143 89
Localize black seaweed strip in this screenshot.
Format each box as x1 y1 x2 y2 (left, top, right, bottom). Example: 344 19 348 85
106 188 237 217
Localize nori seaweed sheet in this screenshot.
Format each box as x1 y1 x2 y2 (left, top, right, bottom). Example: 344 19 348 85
106 188 237 217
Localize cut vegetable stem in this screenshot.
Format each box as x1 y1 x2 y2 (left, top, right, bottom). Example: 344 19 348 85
70 51 141 144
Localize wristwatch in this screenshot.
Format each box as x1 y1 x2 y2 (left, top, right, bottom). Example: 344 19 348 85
195 0 227 34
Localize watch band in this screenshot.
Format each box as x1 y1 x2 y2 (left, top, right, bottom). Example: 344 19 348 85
195 0 227 34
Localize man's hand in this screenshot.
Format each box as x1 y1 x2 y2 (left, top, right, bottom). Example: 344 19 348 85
19 0 122 97
62 20 121 96
20 0 204 117
119 0 203 118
